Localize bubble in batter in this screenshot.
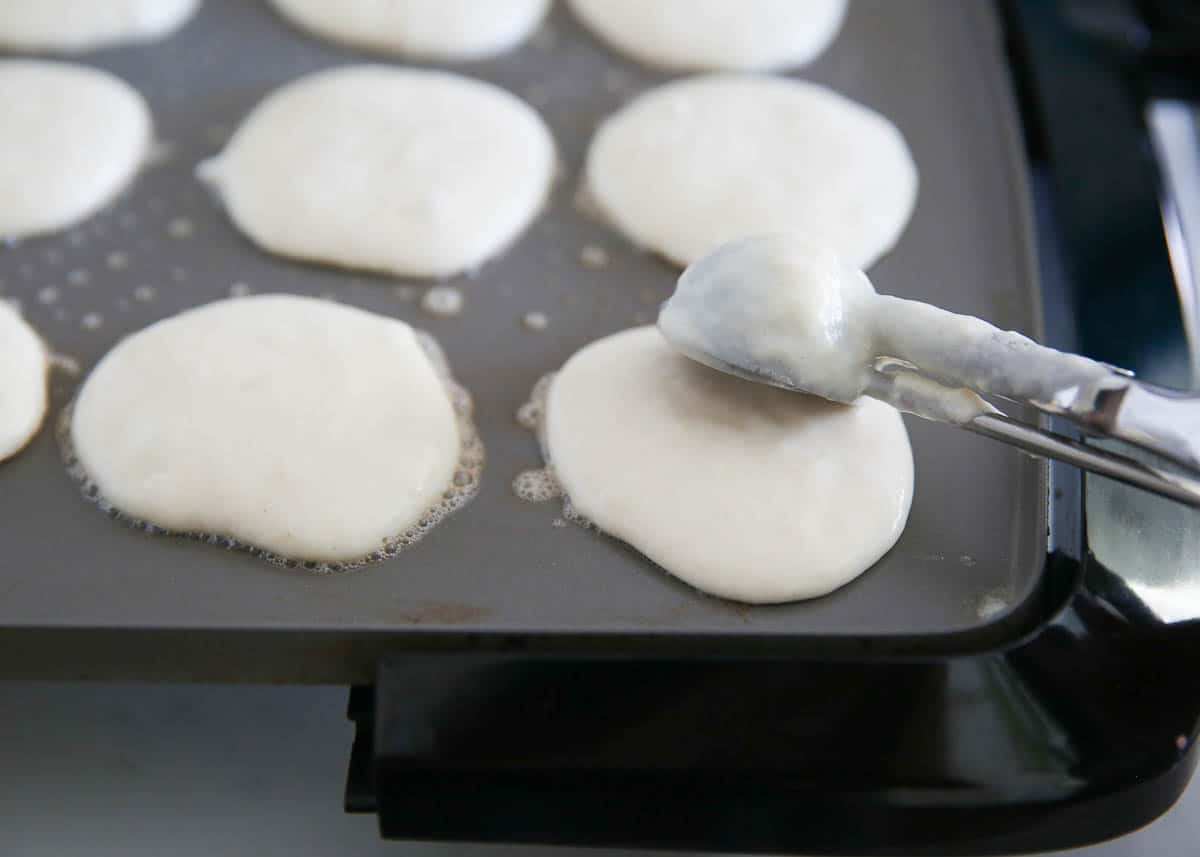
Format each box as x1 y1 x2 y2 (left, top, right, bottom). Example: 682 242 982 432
512 468 562 503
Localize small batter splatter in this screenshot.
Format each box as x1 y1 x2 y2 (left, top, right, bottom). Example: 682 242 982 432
522 311 548 331
579 244 609 269
421 285 464 317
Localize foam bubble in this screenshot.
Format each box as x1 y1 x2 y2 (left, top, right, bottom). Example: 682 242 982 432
80 312 103 330
133 285 157 303
515 374 551 430
512 468 561 502
106 251 129 270
37 286 60 305
167 217 194 239
514 372 597 530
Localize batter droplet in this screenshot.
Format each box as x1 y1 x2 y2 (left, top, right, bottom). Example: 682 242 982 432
421 285 464 318
522 311 548 331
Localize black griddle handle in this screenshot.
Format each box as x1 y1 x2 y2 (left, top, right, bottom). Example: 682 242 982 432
345 594 1200 855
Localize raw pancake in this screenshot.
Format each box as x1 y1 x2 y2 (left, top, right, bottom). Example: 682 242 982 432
0 303 49 463
269 0 551 61
585 74 917 271
544 326 913 604
0 60 151 240
569 0 846 71
0 0 199 52
69 295 464 563
200 66 555 279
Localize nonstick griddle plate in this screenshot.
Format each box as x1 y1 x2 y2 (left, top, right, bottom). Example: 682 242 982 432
0 0 1048 681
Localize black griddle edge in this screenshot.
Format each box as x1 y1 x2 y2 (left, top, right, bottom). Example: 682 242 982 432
343 2 1200 851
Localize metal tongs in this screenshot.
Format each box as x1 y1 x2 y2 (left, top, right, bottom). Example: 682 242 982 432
659 234 1200 508
868 357 1200 508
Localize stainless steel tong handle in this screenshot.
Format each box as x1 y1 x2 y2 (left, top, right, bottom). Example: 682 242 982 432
870 297 1200 502
966 411 1200 508
1032 376 1200 474
868 367 1200 508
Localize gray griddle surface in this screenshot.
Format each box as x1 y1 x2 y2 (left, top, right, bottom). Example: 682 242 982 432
0 1 1047 682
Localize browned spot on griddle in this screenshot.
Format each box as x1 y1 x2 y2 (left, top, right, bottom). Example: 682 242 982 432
393 600 492 625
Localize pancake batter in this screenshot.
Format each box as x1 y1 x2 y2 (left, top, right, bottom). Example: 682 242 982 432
269 0 550 61
68 295 478 565
200 66 555 279
585 74 917 271
0 0 199 52
0 60 151 240
569 0 847 71
541 326 913 603
0 302 49 463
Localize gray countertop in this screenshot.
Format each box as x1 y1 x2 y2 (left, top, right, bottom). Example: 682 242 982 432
1 681 1195 857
